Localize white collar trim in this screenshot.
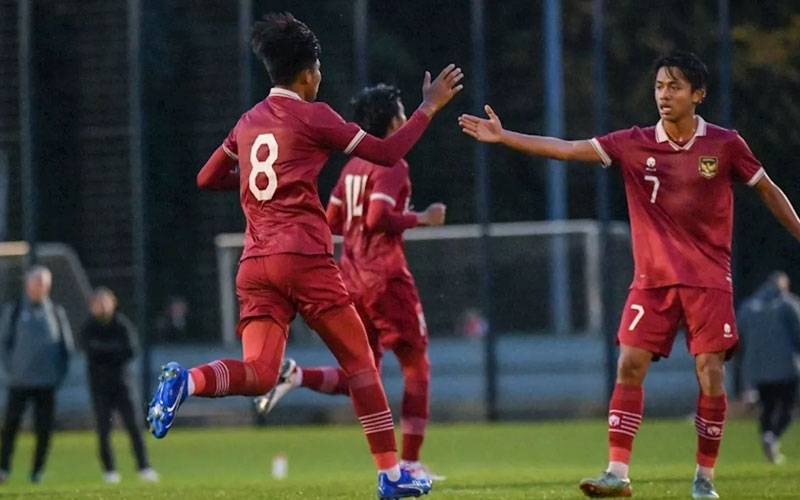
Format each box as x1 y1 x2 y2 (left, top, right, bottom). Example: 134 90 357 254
656 115 707 151
269 88 303 101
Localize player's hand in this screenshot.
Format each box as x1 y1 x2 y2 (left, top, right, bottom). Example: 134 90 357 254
458 105 504 143
419 64 464 117
417 203 446 226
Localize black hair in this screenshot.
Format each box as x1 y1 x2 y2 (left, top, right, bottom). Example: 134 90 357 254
652 51 710 92
251 13 321 86
351 84 403 138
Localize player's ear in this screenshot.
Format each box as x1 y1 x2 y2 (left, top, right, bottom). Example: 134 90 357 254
692 88 706 105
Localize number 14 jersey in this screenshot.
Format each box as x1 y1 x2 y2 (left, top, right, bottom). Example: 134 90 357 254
589 116 764 292
222 88 369 260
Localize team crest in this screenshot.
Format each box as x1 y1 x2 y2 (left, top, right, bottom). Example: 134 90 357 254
699 156 718 179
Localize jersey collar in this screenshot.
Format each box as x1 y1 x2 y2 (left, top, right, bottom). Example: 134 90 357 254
269 88 303 101
655 115 707 151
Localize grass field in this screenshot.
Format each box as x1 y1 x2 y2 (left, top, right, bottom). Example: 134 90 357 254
0 419 797 499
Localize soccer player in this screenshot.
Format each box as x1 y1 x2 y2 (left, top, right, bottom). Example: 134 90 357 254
146 13 463 499
254 84 446 481
458 51 800 499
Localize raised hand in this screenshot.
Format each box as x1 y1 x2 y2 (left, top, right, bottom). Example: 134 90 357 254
419 64 464 117
417 203 447 226
458 105 504 143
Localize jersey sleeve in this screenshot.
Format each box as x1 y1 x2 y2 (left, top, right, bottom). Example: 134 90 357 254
729 133 765 186
222 123 239 161
588 129 632 168
369 161 409 209
309 103 366 154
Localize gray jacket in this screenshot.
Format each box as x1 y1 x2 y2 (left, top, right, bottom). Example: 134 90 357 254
0 298 74 388
737 283 800 387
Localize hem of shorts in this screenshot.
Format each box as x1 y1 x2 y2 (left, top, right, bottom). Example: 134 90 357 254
239 249 334 263
629 281 733 293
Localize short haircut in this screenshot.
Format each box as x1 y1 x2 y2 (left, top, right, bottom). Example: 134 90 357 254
91 287 117 307
251 13 321 86
351 84 403 138
25 265 52 284
652 51 710 91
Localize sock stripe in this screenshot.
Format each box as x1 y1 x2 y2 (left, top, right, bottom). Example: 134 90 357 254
364 423 396 434
362 416 394 428
609 429 637 438
695 416 724 425
209 361 230 396
610 409 643 420
360 410 392 423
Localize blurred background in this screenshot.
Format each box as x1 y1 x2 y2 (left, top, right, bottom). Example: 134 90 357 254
0 0 798 427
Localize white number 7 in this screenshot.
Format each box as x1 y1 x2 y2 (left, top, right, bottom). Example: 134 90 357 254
628 304 645 331
644 175 660 204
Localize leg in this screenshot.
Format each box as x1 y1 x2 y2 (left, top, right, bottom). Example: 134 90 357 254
773 379 797 438
757 383 778 437
311 305 398 471
91 388 116 473
298 366 350 395
188 318 286 397
116 384 151 471
395 344 430 463
31 388 56 477
0 389 29 474
607 344 652 476
694 351 727 479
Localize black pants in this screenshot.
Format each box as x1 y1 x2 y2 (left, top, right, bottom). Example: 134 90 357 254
0 387 55 474
90 381 149 472
757 379 798 438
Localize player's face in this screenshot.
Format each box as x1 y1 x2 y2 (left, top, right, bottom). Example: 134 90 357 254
654 66 705 122
387 101 408 136
306 59 322 101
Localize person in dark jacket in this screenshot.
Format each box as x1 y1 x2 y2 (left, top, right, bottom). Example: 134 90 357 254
738 271 800 464
81 287 158 483
0 266 73 483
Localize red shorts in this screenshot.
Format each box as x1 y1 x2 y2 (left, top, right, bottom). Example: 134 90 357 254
350 278 428 360
236 254 351 335
617 286 738 360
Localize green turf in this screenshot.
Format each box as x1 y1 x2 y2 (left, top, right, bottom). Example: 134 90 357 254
0 419 797 499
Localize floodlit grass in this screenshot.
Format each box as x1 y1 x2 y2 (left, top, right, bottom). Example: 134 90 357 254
0 419 797 499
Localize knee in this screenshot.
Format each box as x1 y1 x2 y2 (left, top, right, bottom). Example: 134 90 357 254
398 349 430 383
617 356 648 384
246 360 281 395
696 358 725 395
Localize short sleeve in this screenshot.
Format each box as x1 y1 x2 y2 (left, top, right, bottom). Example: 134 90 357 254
309 103 366 154
222 123 239 161
589 129 632 168
369 161 409 208
729 133 765 186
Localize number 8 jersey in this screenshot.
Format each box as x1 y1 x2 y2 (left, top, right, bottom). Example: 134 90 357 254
589 116 764 292
222 88 374 260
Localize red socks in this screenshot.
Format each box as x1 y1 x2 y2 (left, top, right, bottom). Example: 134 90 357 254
608 383 644 465
301 366 349 395
695 393 727 468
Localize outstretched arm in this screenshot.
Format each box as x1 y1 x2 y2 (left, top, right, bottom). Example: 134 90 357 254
753 174 800 242
459 105 602 163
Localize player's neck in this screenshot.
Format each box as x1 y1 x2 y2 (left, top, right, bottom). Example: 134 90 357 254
275 84 310 102
662 115 698 145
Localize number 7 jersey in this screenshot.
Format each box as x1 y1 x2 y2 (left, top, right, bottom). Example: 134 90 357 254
589 116 764 292
222 88 369 261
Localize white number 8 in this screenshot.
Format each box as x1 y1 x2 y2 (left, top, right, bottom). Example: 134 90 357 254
249 133 278 201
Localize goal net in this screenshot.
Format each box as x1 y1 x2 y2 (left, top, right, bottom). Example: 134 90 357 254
213 220 632 345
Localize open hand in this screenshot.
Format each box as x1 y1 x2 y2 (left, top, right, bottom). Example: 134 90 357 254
458 105 504 143
419 64 464 117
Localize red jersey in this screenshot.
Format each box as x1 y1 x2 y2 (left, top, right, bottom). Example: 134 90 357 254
222 88 371 260
329 158 416 291
590 116 764 292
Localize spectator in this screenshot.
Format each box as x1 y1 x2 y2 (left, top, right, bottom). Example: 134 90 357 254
81 287 158 483
737 271 800 464
0 266 73 483
155 296 190 342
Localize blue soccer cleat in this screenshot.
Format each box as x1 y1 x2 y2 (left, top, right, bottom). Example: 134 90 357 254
147 362 189 439
377 468 432 499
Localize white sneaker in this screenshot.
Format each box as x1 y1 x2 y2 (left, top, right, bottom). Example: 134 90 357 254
400 460 446 481
254 358 298 415
103 471 121 484
138 468 159 482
